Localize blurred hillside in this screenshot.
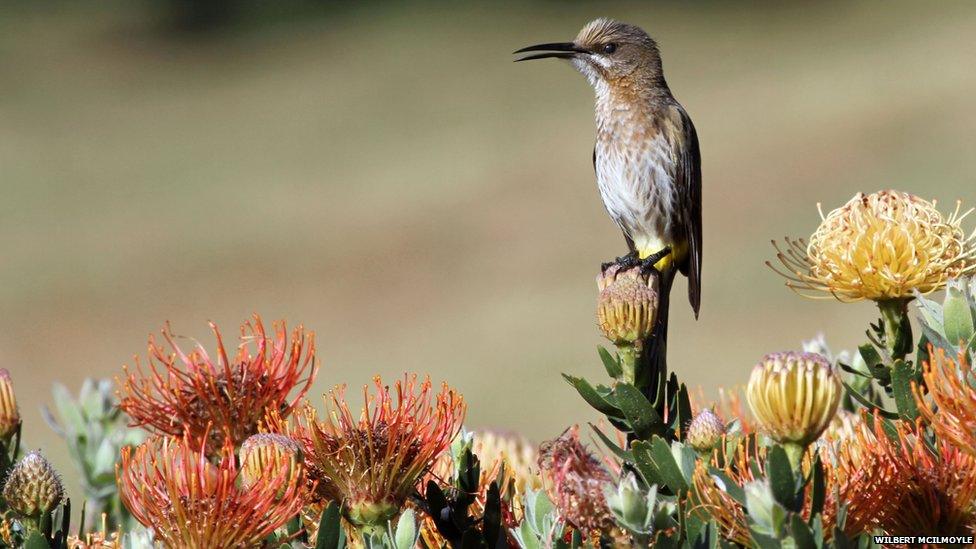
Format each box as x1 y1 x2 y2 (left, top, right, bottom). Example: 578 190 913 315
2 1 976 489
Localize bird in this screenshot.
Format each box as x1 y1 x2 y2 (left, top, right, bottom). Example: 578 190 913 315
515 18 702 321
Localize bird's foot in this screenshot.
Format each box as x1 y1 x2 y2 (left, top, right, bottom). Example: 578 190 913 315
638 247 672 276
602 252 639 273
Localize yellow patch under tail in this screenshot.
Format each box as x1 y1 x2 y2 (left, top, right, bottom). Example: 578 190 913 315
638 240 688 271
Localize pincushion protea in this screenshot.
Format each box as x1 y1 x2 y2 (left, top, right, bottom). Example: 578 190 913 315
117 433 307 549
118 315 316 449
691 419 896 546
770 190 976 301
294 374 464 530
746 352 841 453
538 426 616 538
915 348 976 458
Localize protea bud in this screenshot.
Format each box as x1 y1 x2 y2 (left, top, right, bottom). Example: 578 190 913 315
2 451 64 521
0 369 20 442
239 433 304 495
687 409 726 453
596 266 658 346
746 352 841 453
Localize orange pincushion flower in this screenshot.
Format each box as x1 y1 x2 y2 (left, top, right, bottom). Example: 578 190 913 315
298 374 465 528
915 348 976 457
869 419 976 537
117 433 308 549
692 419 898 546
118 315 316 449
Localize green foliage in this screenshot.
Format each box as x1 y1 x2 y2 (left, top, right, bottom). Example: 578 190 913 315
42 379 145 532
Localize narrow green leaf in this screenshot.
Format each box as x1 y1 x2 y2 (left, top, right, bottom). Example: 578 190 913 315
588 423 633 461
707 467 746 505
316 502 344 549
809 455 826 518
945 284 975 347
891 360 919 421
842 380 899 418
598 347 623 378
858 344 883 369
23 531 49 549
613 383 664 439
643 436 688 493
766 446 800 512
790 514 818 549
562 374 622 417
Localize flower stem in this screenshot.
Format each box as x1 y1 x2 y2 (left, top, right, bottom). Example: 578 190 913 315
783 442 805 471
877 298 913 361
619 344 638 384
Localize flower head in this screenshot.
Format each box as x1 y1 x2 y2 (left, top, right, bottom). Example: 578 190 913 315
687 409 726 453
538 426 615 537
915 348 976 457
239 433 304 495
746 351 841 446
2 451 64 520
0 369 20 443
298 374 465 527
117 433 307 549
596 265 659 345
770 190 976 301
118 315 316 449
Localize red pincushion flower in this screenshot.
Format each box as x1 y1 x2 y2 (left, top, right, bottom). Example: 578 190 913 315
118 315 316 449
117 433 308 548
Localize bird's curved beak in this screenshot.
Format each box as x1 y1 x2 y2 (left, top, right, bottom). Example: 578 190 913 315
514 42 586 62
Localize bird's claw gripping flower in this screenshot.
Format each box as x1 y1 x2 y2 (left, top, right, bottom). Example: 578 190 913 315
746 351 841 448
686 409 726 453
118 315 317 450
2 451 64 522
596 265 659 346
770 190 976 302
117 433 308 549
296 374 465 529
0 369 20 443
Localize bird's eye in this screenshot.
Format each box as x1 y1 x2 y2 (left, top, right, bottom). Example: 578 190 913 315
603 43 618 54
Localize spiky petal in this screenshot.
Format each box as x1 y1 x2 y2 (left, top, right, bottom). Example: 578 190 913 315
746 351 841 446
538 426 615 537
117 433 307 549
296 374 464 527
915 348 976 457
770 190 976 301
0 369 20 443
118 315 317 449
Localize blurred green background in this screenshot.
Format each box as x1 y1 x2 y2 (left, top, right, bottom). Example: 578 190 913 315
2 0 976 493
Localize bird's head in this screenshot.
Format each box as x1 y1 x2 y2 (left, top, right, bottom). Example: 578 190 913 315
515 18 663 89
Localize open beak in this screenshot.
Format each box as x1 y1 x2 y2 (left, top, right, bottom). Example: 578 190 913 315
514 42 586 62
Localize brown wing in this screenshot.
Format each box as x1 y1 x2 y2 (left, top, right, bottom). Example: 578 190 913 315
672 106 702 318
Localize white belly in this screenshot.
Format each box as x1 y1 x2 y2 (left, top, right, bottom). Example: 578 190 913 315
594 131 679 255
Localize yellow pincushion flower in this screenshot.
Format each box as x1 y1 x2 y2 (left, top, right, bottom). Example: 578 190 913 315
596 265 658 345
770 190 976 301
746 352 841 448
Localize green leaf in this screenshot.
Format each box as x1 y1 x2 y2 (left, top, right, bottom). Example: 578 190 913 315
809 456 826 519
613 383 664 439
633 437 688 493
891 360 919 421
944 284 975 348
589 423 633 462
316 502 344 549
23 530 49 549
790 514 818 549
598 347 623 378
562 374 621 417
671 441 697 488
394 509 418 549
842 380 899 418
707 467 746 505
675 383 693 440
766 446 800 512
857 344 883 369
